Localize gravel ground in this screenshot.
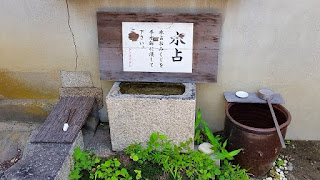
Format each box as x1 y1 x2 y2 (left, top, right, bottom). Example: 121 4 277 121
251 140 320 180
281 140 320 180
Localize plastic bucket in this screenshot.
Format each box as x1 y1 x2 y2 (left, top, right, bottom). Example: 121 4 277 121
224 103 291 176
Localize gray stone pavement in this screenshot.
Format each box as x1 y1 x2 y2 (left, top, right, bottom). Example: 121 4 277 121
0 121 41 163
1 130 83 180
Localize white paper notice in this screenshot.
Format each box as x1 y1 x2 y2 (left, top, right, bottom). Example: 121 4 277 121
122 22 193 73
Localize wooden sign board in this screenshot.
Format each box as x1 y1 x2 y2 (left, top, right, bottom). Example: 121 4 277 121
97 12 221 83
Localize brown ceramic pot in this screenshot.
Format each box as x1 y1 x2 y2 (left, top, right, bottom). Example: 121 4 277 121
224 103 291 176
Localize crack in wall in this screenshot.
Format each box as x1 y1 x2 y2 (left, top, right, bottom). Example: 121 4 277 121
65 0 78 71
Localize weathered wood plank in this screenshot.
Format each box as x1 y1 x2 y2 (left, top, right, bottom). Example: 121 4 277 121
97 12 221 83
31 97 95 143
99 49 218 83
98 25 220 49
224 92 285 104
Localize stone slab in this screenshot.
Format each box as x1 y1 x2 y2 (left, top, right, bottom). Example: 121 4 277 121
60 71 94 88
98 107 108 123
82 124 114 158
106 82 196 151
59 87 103 109
224 92 285 104
1 130 83 180
194 145 220 167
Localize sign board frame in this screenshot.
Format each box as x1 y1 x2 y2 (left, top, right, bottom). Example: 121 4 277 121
97 12 221 83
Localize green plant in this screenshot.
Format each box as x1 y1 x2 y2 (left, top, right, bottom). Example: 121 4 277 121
194 109 249 180
70 147 132 180
276 159 284 166
69 147 101 180
219 160 249 180
286 140 291 145
94 158 131 180
195 109 206 144
195 109 242 161
126 132 222 180
134 170 142 179
70 108 249 179
269 169 281 179
124 157 163 179
71 130 249 180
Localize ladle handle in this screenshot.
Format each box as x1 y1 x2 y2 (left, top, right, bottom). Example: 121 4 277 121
267 98 286 148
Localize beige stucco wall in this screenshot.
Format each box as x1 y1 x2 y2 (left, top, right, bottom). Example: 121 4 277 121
1 0 320 140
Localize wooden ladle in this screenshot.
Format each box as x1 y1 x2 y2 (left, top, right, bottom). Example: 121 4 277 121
258 89 286 148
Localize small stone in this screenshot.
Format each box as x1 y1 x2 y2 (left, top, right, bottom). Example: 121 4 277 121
288 162 293 166
10 159 15 163
210 154 220 167
272 162 276 166
284 167 288 170
284 171 288 174
84 117 99 132
276 168 281 172
287 165 293 171
266 177 272 180
98 108 108 123
284 160 288 164
198 142 213 155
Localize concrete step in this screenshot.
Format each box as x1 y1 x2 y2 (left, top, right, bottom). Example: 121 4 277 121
0 123 113 179
83 123 113 158
1 130 83 180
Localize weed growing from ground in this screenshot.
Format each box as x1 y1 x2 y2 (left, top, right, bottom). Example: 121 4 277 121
126 132 221 179
69 109 249 180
